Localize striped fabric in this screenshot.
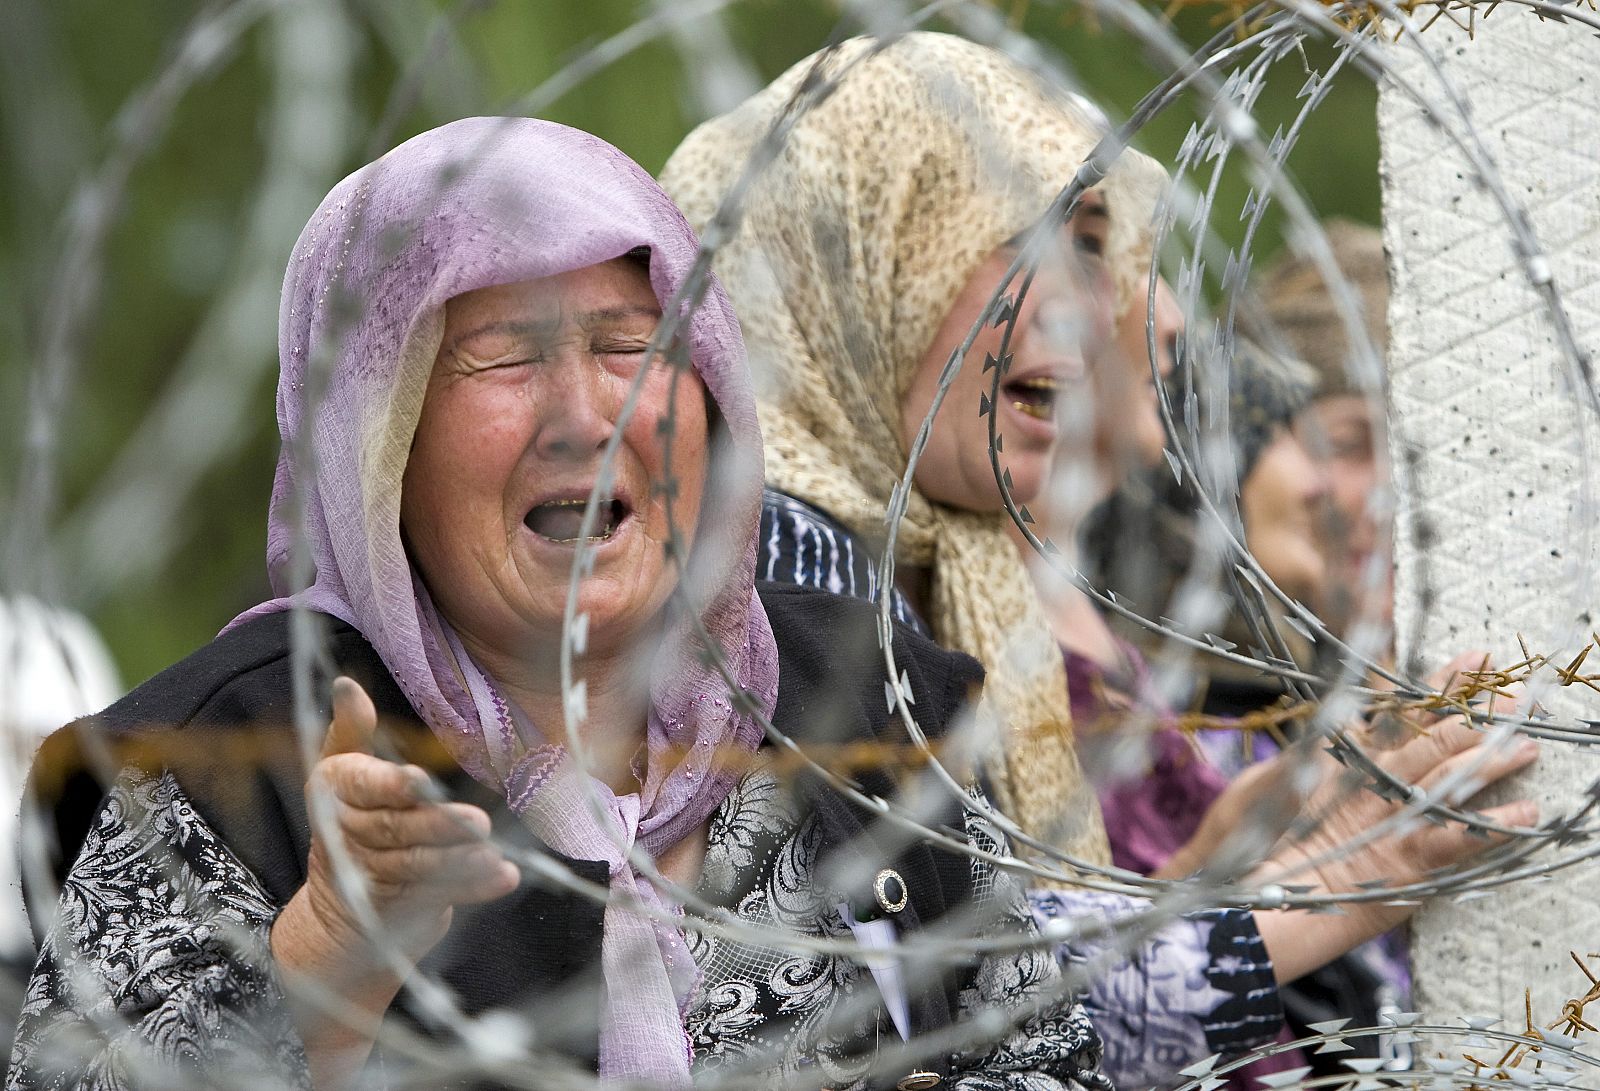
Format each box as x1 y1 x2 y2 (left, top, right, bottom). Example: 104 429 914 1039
1200 909 1285 1054
758 488 926 635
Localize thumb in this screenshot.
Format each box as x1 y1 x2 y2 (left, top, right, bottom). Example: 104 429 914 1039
323 676 378 758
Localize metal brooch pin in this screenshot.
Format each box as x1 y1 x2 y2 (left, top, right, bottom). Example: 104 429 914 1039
874 868 908 915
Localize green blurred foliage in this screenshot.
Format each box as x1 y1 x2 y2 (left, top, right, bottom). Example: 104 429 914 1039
0 0 1378 688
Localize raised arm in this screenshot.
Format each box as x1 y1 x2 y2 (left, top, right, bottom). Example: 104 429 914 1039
269 677 518 1090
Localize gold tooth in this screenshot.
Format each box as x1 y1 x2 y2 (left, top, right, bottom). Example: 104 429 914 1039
1011 400 1053 420
532 495 620 544
1011 377 1062 391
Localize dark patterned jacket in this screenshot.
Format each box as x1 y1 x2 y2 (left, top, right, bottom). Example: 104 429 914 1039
760 489 1288 1087
11 583 1107 1091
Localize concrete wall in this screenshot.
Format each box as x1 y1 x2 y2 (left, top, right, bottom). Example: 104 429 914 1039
1378 14 1600 1021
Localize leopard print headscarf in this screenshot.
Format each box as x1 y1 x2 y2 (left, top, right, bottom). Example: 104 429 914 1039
662 32 1167 869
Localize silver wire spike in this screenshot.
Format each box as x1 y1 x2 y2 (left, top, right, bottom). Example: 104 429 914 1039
1179 1055 1221 1078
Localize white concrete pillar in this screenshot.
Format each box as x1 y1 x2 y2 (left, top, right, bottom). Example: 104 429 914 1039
1378 15 1600 1021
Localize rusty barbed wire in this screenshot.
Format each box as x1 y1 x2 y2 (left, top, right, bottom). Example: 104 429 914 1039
1159 0 1600 36
6 0 1600 1087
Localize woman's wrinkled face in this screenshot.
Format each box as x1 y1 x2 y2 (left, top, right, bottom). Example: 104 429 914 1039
1240 426 1330 604
901 194 1114 513
401 258 709 660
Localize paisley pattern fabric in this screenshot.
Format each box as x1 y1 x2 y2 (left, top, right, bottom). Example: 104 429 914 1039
7 772 306 1091
685 763 1109 1090
11 765 1108 1091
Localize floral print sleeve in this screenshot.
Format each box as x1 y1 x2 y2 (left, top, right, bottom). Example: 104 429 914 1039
944 805 1112 1091
1030 889 1282 1090
7 771 308 1091
686 769 1111 1091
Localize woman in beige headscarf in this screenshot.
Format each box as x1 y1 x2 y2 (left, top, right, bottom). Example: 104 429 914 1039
662 34 1543 1088
663 31 1166 867
662 37 1299 1087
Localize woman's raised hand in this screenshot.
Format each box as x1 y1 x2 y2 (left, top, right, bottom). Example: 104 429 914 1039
302 677 519 958
1215 655 1540 984
270 676 519 1090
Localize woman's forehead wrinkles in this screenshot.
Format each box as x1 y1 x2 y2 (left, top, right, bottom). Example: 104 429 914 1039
451 302 661 353
577 303 663 330
451 316 562 352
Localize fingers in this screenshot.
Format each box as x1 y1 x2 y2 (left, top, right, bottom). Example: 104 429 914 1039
361 843 519 898
1428 649 1490 693
338 800 491 849
324 676 379 758
1377 713 1491 784
1374 650 1494 741
319 753 431 810
451 860 522 904
313 759 518 905
1390 735 1538 873
1408 798 1541 872
1481 797 1540 830
1416 736 1540 807
302 679 521 940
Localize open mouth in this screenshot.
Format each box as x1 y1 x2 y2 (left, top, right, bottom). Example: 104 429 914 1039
1003 376 1061 421
523 497 630 544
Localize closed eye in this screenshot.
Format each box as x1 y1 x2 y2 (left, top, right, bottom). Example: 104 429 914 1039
484 353 542 371
594 335 657 362
447 346 542 374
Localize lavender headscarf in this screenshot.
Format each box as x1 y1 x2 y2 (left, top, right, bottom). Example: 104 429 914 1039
232 117 780 1084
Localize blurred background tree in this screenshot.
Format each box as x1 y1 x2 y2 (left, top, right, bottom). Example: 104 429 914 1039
0 0 1378 686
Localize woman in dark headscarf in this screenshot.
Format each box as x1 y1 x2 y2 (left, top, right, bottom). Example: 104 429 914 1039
1092 338 1326 724
1252 219 1394 639
1088 334 1433 1078
12 118 1108 1091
